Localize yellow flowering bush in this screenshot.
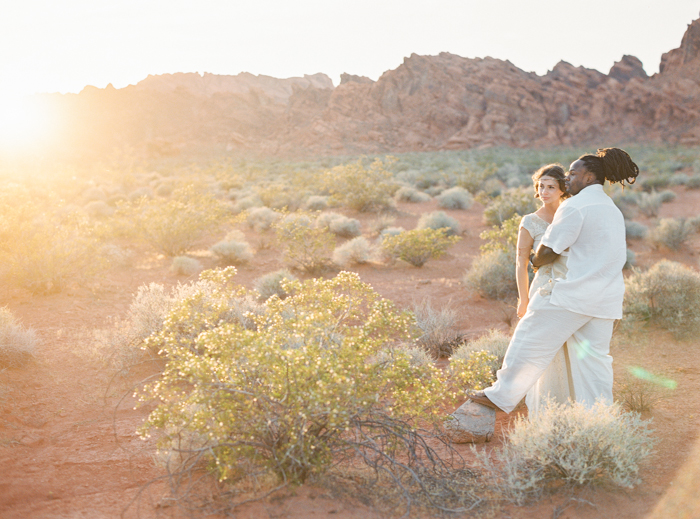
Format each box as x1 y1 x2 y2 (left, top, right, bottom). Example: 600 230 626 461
381 227 461 267
449 350 498 391
273 212 335 274
323 157 398 212
139 269 447 485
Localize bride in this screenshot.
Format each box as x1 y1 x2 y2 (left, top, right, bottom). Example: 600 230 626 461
516 164 572 418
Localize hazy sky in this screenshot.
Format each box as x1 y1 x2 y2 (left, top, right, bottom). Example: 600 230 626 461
1 0 699 98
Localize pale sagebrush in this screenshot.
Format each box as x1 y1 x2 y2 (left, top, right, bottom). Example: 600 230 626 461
332 237 374 267
210 239 253 265
317 212 361 238
625 220 648 240
416 210 461 236
171 256 203 276
436 186 473 210
394 186 431 203
246 206 280 231
371 343 432 368
648 218 691 250
303 195 329 211
0 307 38 367
463 250 517 301
253 269 298 301
474 401 655 505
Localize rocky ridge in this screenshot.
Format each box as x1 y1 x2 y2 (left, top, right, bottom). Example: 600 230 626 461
36 17 700 157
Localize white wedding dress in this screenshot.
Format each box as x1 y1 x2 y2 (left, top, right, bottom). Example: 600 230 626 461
519 213 574 418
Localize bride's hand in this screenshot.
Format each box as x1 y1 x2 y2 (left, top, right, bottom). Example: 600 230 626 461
517 298 528 318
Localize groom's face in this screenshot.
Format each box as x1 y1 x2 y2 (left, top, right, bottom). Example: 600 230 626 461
565 160 590 196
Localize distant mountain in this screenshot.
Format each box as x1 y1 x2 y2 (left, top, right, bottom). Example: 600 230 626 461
36 17 700 158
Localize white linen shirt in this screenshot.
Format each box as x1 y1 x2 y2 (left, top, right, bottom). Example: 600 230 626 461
540 184 626 319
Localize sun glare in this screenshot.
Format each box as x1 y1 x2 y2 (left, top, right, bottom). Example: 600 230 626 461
0 94 52 150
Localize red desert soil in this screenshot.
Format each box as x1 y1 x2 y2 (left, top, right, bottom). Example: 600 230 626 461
1 193 700 518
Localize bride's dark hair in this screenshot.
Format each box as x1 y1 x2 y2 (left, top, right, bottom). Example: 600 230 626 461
577 147 639 187
532 163 569 199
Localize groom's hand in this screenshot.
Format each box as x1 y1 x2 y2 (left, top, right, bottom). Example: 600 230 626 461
531 244 559 268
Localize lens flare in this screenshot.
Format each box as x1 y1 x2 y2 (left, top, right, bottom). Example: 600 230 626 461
627 366 677 390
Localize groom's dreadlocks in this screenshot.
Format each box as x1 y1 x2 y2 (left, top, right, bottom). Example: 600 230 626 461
578 147 639 187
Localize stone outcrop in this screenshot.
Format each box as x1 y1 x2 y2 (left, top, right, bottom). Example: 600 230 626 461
35 16 700 157
444 401 495 443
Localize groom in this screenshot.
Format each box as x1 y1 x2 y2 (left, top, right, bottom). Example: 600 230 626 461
470 150 634 413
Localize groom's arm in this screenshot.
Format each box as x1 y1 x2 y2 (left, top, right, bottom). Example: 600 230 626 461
531 243 560 268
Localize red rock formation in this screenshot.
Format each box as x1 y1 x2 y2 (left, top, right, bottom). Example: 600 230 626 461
32 16 700 157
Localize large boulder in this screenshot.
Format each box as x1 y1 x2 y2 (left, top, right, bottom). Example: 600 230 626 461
444 400 495 444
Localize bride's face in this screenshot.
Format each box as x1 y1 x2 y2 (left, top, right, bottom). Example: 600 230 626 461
538 177 564 204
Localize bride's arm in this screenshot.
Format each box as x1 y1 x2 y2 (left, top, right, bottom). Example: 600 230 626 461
516 226 534 318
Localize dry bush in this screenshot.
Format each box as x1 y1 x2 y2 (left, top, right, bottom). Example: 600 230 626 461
624 260 700 339
614 368 667 413
436 186 473 210
648 218 692 250
416 211 461 236
253 269 297 302
625 220 648 240
317 212 362 238
246 207 281 231
171 256 203 276
368 214 397 235
474 401 655 505
463 250 517 301
332 236 373 267
412 299 461 358
394 186 431 203
210 239 253 266
0 307 38 368
303 195 329 211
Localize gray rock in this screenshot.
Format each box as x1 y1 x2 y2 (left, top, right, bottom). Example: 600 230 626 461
444 400 495 443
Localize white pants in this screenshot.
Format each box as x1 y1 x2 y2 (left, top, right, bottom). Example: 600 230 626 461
484 292 614 414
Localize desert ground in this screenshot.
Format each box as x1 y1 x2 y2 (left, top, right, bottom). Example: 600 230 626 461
1 174 700 519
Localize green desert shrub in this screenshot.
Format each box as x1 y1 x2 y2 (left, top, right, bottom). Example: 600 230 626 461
416 210 461 236
482 188 537 227
463 250 517 301
232 194 263 213
394 186 431 203
123 185 228 256
381 228 460 267
253 268 297 301
323 157 398 212
625 220 648 240
138 270 446 488
475 401 655 504
647 218 691 250
246 207 281 232
274 212 335 274
479 214 520 254
624 248 636 270
436 186 473 210
412 300 461 358
624 260 700 338
688 214 700 233
658 189 677 203
0 307 38 367
332 236 373 267
210 239 253 265
171 256 203 276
